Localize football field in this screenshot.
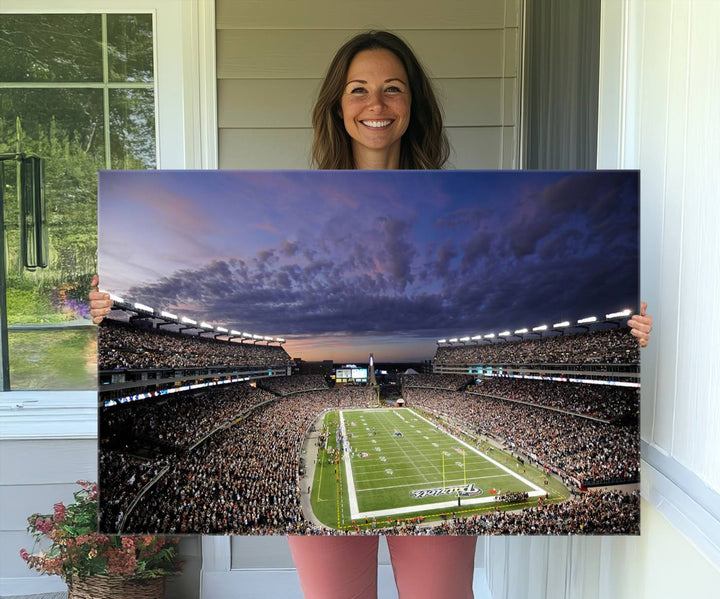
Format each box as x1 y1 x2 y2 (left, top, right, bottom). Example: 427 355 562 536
310 407 549 528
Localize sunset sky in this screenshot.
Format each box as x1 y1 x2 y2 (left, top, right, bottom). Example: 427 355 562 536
99 170 639 362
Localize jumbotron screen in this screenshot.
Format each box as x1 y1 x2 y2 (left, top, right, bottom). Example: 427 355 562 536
336 368 368 383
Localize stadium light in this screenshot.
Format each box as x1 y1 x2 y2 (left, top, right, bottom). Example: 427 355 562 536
514 328 528 335
437 339 447 344
532 325 548 332
252 334 263 340
230 330 242 336
133 302 153 313
577 316 597 324
216 327 228 333
242 332 253 338
498 331 510 337
470 335 482 340
264 336 273 341
606 309 631 319
483 333 495 339
199 322 214 329
448 338 459 343
181 316 197 325
108 292 124 303
276 337 285 343
459 336 470 342
160 311 178 320
553 321 570 328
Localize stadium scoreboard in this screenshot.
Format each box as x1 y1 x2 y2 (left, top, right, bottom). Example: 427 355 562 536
335 368 368 384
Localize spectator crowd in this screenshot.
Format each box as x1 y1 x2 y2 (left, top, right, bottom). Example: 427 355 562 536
258 375 329 395
401 373 474 391
469 377 639 421
433 327 639 366
292 490 639 536
405 387 639 487
100 387 371 534
98 319 292 370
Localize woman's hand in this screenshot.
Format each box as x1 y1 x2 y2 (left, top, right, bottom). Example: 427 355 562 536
628 301 653 348
89 274 113 324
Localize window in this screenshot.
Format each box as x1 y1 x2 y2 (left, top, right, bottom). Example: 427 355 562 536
0 13 156 390
0 1 214 442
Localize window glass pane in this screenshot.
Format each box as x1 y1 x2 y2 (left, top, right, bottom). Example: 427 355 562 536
1 88 103 281
0 14 103 82
2 89 102 390
0 89 106 164
110 89 156 169
8 329 97 390
107 14 154 83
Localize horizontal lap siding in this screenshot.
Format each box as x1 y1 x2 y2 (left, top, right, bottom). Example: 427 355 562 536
219 79 516 128
218 30 511 79
0 439 97 579
216 0 521 170
216 0 514 30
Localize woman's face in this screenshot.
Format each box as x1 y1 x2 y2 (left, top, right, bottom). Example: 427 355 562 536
340 49 411 164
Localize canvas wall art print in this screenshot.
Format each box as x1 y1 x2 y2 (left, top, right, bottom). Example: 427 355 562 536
97 169 640 536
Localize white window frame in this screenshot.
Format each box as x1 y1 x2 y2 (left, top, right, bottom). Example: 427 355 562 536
0 0 217 440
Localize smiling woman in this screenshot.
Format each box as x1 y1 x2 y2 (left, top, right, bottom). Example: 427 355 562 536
340 49 412 168
311 30 448 170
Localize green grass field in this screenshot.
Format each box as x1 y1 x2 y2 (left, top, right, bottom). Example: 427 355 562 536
310 407 569 530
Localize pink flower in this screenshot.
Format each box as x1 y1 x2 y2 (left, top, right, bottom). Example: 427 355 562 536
43 556 64 576
53 502 66 522
34 518 54 534
121 537 135 549
19 548 29 562
107 548 137 576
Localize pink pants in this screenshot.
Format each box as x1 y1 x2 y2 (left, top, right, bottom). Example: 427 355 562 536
287 536 477 599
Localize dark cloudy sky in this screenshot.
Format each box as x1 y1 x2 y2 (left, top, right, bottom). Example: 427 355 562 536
98 170 639 362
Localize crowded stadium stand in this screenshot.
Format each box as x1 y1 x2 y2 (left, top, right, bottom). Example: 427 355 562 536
99 387 374 534
99 303 639 535
98 305 292 407
401 373 474 391
434 327 639 383
401 324 640 491
257 374 329 396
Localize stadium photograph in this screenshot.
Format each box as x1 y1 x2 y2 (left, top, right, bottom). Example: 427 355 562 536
96 169 640 536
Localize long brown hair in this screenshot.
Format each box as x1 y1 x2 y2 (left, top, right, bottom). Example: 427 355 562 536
311 31 449 170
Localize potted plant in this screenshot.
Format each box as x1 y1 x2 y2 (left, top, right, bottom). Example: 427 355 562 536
20 480 182 599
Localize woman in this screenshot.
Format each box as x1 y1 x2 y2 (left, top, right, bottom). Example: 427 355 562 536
90 31 653 599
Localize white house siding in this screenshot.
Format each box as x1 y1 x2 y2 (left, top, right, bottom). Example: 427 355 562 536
216 0 521 170
0 436 97 596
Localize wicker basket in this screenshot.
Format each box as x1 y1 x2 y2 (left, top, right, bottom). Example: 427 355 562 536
67 575 164 599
